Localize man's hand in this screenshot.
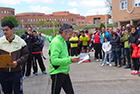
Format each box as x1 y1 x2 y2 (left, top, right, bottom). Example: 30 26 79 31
71 57 80 63
27 35 30 38
8 61 17 67
138 44 140 47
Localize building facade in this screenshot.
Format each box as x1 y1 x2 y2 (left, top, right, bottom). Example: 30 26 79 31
112 0 140 26
0 7 110 28
0 7 15 19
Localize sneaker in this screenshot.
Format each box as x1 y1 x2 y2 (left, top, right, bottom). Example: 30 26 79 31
34 73 38 76
109 64 112 66
101 63 104 66
42 71 47 74
113 65 117 67
96 59 99 62
134 71 139 75
117 65 121 68
100 59 102 62
106 62 109 65
43 56 46 60
124 66 131 69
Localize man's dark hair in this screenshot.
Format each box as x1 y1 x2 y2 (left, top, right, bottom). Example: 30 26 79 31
81 30 84 33
59 23 73 34
2 20 14 29
86 30 88 33
32 30 37 33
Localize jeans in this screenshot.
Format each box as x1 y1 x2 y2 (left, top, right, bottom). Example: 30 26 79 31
125 48 131 66
112 51 121 65
102 52 111 65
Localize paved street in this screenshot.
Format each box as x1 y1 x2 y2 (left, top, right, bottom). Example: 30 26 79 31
22 41 140 94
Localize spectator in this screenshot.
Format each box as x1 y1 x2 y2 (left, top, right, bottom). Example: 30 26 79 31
48 23 79 94
80 31 90 53
120 30 126 65
69 32 79 56
101 37 112 66
93 29 102 62
137 22 140 34
0 20 29 94
38 31 46 60
108 27 114 37
122 29 131 69
49 33 55 43
110 32 121 67
32 30 47 76
129 26 139 75
20 26 36 77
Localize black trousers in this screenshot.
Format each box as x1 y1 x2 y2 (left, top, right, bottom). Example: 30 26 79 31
32 53 46 73
132 58 140 71
94 43 102 59
71 47 78 56
22 51 32 76
51 73 74 94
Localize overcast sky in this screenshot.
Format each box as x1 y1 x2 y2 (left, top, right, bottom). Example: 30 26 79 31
0 0 109 16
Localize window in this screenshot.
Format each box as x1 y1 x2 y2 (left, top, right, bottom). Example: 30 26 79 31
50 19 51 21
98 18 101 24
22 19 24 22
4 10 6 14
36 19 38 21
55 19 56 21
25 19 27 22
135 0 140 7
31 19 32 22
65 19 66 21
7 10 9 14
44 19 46 22
34 19 35 22
62 19 64 21
120 1 127 10
69 18 71 21
39 19 41 21
82 21 84 24
60 19 61 21
28 19 30 22
85 21 87 23
72 18 73 21
79 21 81 24
10 11 11 14
1 10 3 14
67 19 69 21
94 18 97 24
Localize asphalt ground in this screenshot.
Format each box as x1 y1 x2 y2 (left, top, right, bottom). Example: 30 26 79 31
1 41 140 94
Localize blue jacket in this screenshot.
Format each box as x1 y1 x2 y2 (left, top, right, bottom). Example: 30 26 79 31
138 27 140 34
110 36 120 51
100 32 111 44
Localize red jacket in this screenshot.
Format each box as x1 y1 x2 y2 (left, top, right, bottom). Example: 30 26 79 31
94 33 101 44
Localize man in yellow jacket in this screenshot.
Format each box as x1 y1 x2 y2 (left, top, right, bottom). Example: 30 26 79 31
69 32 78 56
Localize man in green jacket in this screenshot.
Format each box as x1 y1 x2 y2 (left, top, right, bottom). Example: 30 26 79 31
48 23 79 94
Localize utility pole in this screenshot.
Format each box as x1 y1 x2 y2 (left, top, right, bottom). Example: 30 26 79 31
105 14 107 29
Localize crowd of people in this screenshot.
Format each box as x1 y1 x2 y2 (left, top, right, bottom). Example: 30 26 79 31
58 22 140 76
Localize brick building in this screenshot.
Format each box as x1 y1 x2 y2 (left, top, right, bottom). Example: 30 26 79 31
0 7 15 19
0 7 110 28
112 0 140 26
15 11 86 28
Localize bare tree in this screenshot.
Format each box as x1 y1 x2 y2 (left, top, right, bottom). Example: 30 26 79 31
105 0 112 15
